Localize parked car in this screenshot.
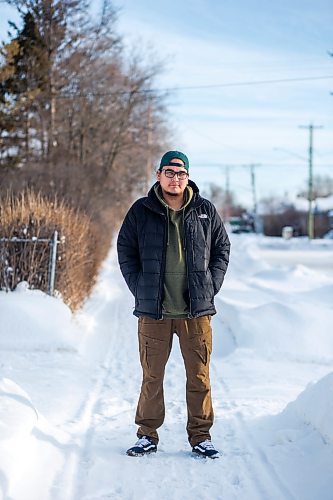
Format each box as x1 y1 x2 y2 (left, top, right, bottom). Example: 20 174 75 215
229 216 254 234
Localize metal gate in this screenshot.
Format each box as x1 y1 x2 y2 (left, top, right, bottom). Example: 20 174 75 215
0 231 60 296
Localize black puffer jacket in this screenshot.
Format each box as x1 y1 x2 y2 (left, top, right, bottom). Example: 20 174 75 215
117 180 230 319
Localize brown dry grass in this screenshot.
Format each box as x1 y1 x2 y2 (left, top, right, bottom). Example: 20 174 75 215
0 190 99 310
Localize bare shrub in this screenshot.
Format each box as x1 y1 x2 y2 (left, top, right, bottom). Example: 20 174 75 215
0 190 98 310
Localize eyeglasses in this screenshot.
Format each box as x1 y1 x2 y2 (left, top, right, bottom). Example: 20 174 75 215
162 168 189 180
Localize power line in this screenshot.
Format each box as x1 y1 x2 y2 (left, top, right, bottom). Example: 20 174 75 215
154 74 333 92
55 74 333 98
191 163 332 168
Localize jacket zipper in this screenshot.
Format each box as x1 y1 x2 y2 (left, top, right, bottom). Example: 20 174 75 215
157 212 167 320
144 191 203 320
183 218 193 318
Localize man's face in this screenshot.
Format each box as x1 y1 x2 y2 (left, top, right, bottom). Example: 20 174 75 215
156 158 189 197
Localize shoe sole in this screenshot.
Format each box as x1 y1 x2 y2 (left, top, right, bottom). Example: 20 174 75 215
192 450 220 459
126 449 157 457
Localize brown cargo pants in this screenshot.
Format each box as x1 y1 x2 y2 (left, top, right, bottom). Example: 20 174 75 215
135 315 214 447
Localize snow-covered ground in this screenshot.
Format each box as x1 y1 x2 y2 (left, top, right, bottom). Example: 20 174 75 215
1 234 333 500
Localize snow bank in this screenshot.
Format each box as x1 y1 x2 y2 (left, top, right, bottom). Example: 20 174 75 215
284 372 333 445
236 299 333 360
221 235 333 361
0 378 38 441
0 378 38 498
0 284 84 454
0 286 84 500
0 283 79 352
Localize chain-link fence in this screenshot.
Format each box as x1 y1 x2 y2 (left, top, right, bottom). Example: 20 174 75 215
0 231 60 295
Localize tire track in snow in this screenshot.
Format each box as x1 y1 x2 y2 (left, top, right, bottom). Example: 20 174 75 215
63 279 141 500
51 322 116 500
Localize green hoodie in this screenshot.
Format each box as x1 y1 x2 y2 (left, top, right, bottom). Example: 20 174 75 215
154 185 193 318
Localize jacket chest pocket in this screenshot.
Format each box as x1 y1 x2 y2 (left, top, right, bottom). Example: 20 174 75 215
185 219 211 270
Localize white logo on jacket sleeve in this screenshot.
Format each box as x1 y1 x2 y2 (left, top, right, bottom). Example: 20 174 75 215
198 214 208 219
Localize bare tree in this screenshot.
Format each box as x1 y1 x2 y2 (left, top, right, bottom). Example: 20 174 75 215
202 182 246 219
297 174 333 199
1 0 171 259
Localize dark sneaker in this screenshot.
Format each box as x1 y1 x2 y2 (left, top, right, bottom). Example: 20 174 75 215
192 439 220 459
126 435 157 457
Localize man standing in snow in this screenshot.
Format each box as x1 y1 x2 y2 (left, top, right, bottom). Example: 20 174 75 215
117 150 230 459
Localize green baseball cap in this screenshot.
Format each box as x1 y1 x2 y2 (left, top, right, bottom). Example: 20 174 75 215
159 150 189 171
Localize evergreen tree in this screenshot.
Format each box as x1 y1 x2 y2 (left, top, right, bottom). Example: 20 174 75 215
0 13 49 165
1 0 88 162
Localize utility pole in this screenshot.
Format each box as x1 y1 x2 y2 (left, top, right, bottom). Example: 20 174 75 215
224 166 231 221
299 123 323 239
225 165 230 195
250 164 257 219
196 163 260 227
242 163 260 232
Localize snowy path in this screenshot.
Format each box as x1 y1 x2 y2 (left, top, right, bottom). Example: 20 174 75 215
49 244 332 500
1 235 333 500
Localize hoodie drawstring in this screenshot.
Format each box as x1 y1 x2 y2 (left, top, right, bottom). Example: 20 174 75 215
166 205 170 246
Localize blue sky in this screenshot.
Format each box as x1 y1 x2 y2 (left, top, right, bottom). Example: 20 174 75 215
1 0 332 207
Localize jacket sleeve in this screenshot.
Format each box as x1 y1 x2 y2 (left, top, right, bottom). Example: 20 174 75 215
117 203 141 296
209 205 231 294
